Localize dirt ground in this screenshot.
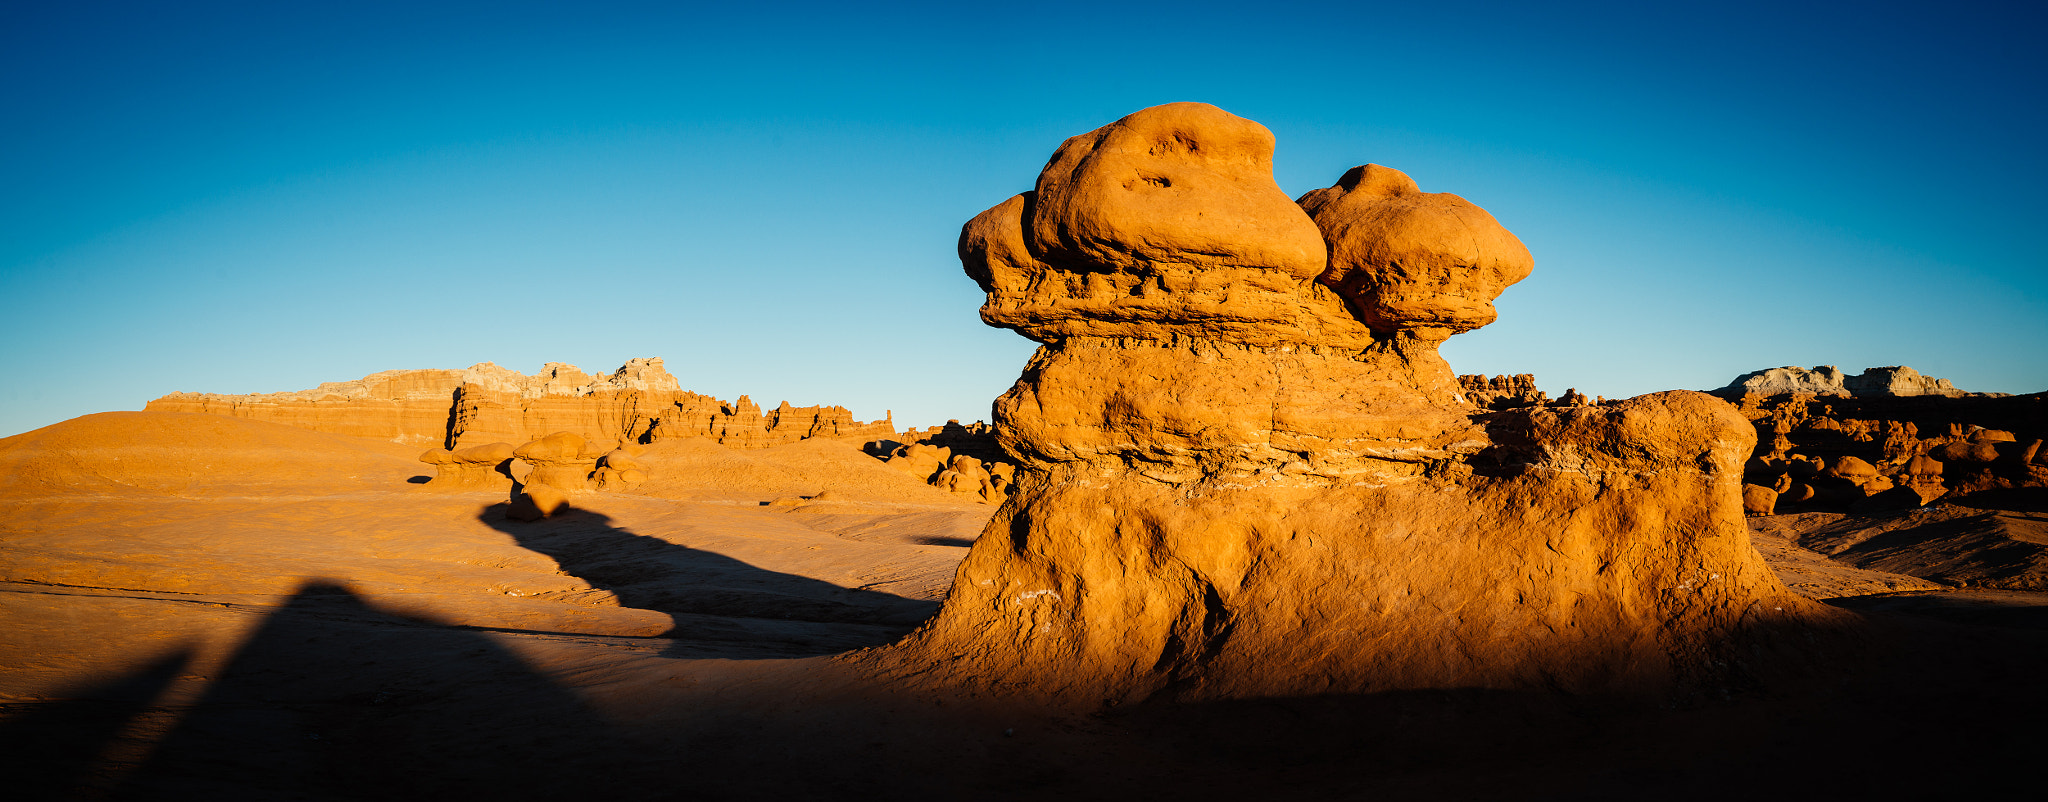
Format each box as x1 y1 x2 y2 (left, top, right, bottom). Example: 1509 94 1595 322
4 413 2045 800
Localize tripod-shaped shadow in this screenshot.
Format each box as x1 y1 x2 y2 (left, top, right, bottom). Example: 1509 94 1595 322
480 503 936 658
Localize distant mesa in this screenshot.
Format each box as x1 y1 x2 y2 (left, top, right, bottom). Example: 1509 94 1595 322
146 357 900 451
1713 365 1984 399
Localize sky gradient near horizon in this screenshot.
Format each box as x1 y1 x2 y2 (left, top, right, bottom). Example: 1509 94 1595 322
4 1 2044 438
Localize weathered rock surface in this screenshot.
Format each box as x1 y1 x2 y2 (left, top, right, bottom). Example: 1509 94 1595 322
1297 163 1532 338
592 444 650 491
871 437 1014 505
418 442 516 489
1715 365 1974 398
513 431 607 492
859 102 1820 706
147 358 901 452
1457 373 1548 409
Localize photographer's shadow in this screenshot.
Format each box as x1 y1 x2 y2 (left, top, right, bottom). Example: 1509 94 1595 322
480 502 935 658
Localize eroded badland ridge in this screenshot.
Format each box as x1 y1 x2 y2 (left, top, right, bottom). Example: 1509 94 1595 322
145 357 908 450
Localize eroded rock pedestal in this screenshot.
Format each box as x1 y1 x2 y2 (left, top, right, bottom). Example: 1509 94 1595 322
862 103 1820 705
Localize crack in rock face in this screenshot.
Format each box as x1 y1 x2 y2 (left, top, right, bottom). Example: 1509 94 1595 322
856 102 1829 707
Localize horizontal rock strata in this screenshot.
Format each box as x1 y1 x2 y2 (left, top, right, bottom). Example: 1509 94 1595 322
147 358 899 450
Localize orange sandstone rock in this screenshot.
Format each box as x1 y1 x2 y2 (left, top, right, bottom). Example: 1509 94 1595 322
860 102 1819 707
962 103 1373 350
148 358 901 453
1744 483 1779 516
418 442 516 489
513 432 604 491
1298 164 1533 338
593 445 650 491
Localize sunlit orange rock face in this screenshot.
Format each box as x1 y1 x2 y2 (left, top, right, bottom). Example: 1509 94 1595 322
863 102 1819 705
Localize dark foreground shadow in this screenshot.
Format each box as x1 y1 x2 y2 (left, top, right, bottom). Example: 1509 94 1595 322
0 649 193 801
480 503 936 658
7 581 2048 800
107 582 647 802
1827 589 2048 630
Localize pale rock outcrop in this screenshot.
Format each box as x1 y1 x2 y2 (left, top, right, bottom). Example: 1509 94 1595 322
1715 365 1971 398
417 442 516 489
146 368 472 446
859 102 1816 706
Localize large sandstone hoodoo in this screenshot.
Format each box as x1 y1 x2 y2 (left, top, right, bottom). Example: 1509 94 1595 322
862 102 1817 705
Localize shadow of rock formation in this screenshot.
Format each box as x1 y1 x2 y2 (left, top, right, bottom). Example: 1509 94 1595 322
105 582 648 801
0 649 193 801
480 503 936 657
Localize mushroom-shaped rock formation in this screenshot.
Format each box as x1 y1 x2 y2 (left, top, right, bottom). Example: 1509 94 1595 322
512 431 605 491
963 102 1375 351
856 102 1823 707
417 442 515 489
1297 164 1534 339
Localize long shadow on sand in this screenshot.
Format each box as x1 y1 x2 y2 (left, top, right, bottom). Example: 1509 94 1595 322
480 502 936 658
2 582 649 802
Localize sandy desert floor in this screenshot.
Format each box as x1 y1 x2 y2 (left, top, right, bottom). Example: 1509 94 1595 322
4 412 2046 800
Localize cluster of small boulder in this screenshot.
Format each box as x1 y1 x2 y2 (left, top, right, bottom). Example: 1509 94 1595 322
876 442 1015 505
860 420 1017 505
1456 374 1602 410
417 431 649 520
1738 392 2047 515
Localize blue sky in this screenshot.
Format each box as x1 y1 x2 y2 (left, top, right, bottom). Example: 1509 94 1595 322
4 1 2043 437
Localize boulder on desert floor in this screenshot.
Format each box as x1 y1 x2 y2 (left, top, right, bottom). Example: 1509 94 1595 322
593 444 650 491
855 102 1825 707
419 442 516 489
513 431 608 491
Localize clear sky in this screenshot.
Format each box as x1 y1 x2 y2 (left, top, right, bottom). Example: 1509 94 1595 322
4 1 2043 438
